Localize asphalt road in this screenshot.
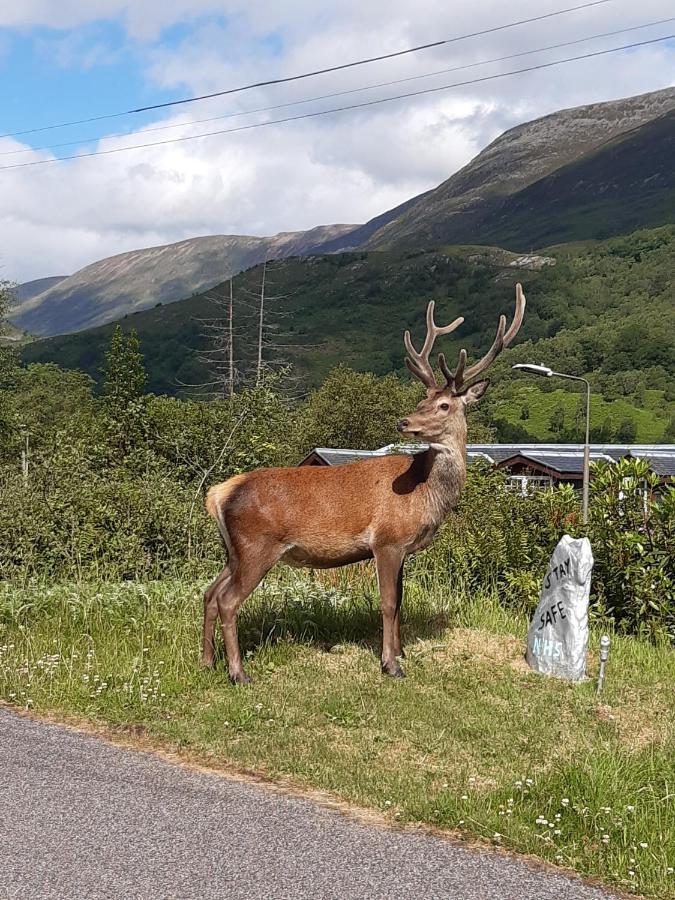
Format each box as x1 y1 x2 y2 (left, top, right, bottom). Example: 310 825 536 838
0 709 619 900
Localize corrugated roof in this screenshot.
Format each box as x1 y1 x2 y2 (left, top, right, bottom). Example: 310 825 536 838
629 451 675 477
310 449 380 467
511 450 615 474
298 444 675 476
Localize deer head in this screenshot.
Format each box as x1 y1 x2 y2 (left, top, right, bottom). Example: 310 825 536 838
397 283 526 446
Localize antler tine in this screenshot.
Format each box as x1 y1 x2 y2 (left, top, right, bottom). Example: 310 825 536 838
461 315 506 386
438 349 465 390
453 284 527 391
404 301 464 391
503 282 526 347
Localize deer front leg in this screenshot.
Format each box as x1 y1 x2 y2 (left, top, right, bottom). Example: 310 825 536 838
392 562 405 660
375 547 406 678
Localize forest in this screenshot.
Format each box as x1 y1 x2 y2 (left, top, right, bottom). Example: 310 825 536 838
19 224 675 443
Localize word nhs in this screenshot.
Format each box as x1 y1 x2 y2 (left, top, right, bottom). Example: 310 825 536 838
531 635 563 659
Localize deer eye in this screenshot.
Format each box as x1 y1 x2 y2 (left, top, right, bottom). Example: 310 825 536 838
439 402 450 411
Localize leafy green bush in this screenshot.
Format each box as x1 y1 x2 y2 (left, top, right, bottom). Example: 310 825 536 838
410 460 674 641
589 458 674 639
410 465 580 610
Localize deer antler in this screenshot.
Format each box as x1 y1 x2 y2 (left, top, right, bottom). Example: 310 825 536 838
404 301 464 392
438 283 526 393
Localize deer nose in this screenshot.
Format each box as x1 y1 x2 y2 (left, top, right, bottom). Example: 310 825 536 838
397 419 409 433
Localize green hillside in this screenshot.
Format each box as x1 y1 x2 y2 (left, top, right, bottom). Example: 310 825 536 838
490 386 673 443
21 225 675 442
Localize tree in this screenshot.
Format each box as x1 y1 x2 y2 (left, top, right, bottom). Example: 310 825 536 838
0 282 18 385
590 416 614 442
101 326 148 461
0 282 18 458
615 417 637 443
297 366 421 453
102 326 146 414
193 279 238 399
548 403 566 437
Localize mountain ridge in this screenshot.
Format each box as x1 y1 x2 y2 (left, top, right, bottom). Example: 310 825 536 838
11 224 357 337
343 86 675 251
10 86 675 338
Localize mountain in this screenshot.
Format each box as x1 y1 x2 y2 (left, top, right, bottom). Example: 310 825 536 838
326 87 675 252
21 224 675 443
10 87 675 339
10 224 356 338
12 276 67 303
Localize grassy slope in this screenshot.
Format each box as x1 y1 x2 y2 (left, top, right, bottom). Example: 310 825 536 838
21 225 675 440
476 109 675 251
493 386 673 443
1 572 673 898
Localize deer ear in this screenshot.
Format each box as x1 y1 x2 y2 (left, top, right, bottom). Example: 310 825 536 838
461 379 490 405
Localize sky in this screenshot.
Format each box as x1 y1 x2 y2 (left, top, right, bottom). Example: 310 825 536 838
1 0 674 283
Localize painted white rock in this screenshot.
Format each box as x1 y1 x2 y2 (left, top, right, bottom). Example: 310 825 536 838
526 535 594 682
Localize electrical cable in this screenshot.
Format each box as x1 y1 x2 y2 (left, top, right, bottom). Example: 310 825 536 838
1 31 671 172
0 0 616 139
3 15 672 159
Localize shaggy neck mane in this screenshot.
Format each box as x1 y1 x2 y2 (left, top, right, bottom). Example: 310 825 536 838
424 444 467 522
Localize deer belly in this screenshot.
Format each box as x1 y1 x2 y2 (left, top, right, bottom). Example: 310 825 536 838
408 522 439 554
281 532 374 569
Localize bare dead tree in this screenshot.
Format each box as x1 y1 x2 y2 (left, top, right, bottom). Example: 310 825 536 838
189 278 242 400
256 259 266 386
236 258 301 392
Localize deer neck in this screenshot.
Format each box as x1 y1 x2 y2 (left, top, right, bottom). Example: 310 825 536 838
423 442 467 522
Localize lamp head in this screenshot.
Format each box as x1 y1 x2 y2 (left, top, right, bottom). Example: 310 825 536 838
512 363 554 377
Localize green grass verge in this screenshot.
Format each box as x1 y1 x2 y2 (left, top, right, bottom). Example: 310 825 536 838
1 571 673 897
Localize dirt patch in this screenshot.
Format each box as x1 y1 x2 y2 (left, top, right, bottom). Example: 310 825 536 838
414 628 529 673
596 692 672 752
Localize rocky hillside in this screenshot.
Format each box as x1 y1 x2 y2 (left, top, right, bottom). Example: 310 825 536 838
11 224 356 337
12 276 67 303
325 87 675 252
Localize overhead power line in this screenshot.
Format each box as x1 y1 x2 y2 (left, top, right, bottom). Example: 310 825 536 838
2 16 672 159
1 0 615 139
1 32 672 172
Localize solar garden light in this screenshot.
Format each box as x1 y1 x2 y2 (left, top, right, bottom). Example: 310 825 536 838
597 634 611 695
512 364 591 525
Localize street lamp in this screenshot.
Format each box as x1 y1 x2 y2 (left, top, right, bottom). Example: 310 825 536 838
512 363 591 526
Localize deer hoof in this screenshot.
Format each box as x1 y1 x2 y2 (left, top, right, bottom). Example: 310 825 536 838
200 656 215 670
229 670 252 686
382 662 406 679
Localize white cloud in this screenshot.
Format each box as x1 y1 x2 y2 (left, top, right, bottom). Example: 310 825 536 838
1 0 674 281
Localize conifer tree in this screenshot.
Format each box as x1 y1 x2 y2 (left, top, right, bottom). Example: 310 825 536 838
101 326 147 460
102 326 146 415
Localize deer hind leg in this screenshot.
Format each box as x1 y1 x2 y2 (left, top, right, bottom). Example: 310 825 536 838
215 542 280 685
375 547 406 678
201 568 230 669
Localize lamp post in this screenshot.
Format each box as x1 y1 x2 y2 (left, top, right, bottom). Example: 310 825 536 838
512 364 591 526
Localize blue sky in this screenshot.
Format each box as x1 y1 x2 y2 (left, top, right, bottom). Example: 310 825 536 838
1 0 674 282
2 17 246 153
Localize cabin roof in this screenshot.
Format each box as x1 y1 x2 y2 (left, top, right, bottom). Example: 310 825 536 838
298 443 675 477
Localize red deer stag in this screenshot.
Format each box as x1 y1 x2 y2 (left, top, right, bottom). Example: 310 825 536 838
203 284 525 683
